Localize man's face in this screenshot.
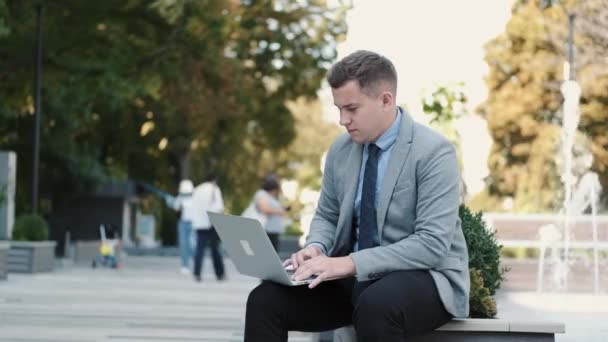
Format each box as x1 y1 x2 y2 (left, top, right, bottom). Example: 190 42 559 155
332 80 393 144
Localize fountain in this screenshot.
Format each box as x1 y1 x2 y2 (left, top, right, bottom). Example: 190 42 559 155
537 64 603 294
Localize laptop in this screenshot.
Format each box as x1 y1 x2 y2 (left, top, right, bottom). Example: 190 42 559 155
208 212 316 286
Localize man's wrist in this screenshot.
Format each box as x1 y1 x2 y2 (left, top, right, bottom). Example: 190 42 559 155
305 242 327 255
346 255 357 276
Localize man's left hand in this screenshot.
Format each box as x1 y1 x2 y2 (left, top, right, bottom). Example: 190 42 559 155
292 255 356 289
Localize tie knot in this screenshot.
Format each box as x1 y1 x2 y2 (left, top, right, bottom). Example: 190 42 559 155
368 144 380 158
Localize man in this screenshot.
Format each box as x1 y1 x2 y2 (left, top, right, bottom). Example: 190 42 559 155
245 50 469 341
190 173 226 282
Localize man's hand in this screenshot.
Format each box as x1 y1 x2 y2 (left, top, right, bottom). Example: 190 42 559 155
283 245 324 269
292 255 356 289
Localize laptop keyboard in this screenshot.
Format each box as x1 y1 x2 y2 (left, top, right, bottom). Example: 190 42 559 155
285 269 317 283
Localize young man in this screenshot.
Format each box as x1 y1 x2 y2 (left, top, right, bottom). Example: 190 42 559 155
245 50 470 341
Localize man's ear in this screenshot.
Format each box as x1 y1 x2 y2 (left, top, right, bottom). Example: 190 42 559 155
381 91 394 107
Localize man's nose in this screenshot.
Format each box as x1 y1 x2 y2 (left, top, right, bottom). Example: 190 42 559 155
339 112 350 126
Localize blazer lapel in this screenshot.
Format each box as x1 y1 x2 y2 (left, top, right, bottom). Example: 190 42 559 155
334 142 362 244
377 112 414 235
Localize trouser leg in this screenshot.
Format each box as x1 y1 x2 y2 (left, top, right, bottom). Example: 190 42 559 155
353 270 452 341
244 278 354 342
193 229 206 278
208 227 225 279
177 220 192 268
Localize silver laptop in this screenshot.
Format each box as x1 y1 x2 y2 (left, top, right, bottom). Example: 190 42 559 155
208 212 316 286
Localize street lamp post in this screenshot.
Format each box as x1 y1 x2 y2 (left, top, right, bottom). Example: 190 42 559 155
32 3 43 214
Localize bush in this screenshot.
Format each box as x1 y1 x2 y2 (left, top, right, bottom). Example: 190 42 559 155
12 214 49 241
0 184 6 206
469 268 497 318
284 222 303 236
460 205 507 296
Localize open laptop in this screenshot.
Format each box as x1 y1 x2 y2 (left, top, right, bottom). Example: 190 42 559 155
208 212 316 286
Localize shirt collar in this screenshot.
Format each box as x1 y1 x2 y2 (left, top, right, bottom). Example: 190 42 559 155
369 107 402 152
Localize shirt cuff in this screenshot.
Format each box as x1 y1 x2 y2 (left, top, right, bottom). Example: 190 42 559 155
305 242 327 255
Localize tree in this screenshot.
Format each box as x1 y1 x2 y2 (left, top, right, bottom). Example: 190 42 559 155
478 0 608 212
422 82 468 200
0 0 8 38
0 0 349 243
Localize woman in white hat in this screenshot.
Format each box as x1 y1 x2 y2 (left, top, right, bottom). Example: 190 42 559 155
166 179 196 274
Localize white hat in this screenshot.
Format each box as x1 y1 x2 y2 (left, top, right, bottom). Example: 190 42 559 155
178 179 194 194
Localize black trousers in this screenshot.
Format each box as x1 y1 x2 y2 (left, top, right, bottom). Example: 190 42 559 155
244 270 451 341
193 227 225 279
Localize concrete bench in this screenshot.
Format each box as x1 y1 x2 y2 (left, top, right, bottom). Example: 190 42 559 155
330 318 565 341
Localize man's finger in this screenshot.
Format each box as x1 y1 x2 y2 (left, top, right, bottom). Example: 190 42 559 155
293 263 311 281
282 258 292 267
296 251 307 267
308 272 326 289
291 253 299 268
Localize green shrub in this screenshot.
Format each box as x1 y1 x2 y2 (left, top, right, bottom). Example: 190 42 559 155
12 214 49 241
284 222 303 236
460 204 507 295
469 268 497 318
0 184 6 207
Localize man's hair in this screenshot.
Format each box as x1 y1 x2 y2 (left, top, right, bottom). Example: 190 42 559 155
327 50 397 96
203 171 217 183
261 174 280 192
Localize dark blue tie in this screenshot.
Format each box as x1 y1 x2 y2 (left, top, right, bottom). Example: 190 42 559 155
359 144 381 250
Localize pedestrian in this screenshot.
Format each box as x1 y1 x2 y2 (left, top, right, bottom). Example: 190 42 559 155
191 173 226 282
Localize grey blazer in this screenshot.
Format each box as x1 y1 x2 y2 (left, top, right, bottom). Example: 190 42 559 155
306 112 470 318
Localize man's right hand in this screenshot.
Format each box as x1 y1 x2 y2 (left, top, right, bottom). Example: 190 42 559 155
283 245 323 269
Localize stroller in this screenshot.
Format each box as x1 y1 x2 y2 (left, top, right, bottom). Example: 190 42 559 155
91 224 122 269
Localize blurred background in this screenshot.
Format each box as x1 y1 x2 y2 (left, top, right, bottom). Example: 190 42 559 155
2 1 608 341
1 0 607 272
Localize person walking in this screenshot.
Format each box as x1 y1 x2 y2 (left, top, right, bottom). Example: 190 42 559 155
191 173 226 282
165 179 196 275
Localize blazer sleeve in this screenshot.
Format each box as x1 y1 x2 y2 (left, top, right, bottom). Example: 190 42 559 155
305 142 341 253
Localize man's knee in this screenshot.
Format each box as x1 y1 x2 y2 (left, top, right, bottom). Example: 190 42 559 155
352 285 403 334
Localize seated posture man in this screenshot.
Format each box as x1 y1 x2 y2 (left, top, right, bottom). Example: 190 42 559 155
245 50 470 341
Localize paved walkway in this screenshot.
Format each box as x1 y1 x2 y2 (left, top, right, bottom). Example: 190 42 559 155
0 256 315 342
2 256 608 341
495 291 608 342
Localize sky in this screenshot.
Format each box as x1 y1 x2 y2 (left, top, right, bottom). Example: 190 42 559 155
319 0 513 197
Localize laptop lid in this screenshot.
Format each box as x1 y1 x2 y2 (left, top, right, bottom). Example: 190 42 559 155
208 212 295 286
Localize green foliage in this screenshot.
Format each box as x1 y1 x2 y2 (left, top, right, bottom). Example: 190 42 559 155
423 82 468 126
0 183 6 207
460 205 506 295
0 0 349 243
283 221 303 237
0 0 8 38
481 0 608 212
469 268 498 318
422 83 469 198
422 83 468 148
12 214 49 241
